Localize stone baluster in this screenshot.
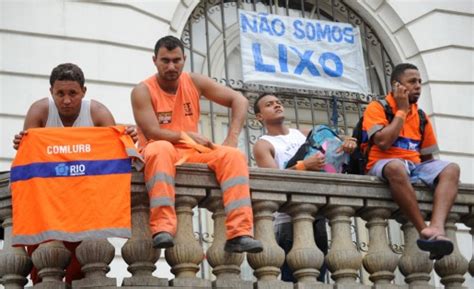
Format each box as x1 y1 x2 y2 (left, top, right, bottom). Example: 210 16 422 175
463 212 474 277
72 239 115 288
396 213 434 288
247 192 292 289
434 213 469 288
285 195 330 289
203 190 252 289
0 206 32 289
121 174 164 286
324 198 366 288
166 190 211 288
31 241 71 289
359 201 399 289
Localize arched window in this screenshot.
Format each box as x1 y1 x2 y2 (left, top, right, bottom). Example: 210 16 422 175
182 0 394 163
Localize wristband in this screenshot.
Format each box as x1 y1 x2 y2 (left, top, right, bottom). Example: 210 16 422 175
295 160 306 171
395 110 407 120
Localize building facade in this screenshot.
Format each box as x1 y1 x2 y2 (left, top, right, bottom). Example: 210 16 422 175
0 0 472 287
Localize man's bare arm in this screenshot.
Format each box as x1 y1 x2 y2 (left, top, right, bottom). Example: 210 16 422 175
131 83 182 144
253 139 279 169
90 100 116 126
191 73 248 147
13 98 48 150
373 83 409 150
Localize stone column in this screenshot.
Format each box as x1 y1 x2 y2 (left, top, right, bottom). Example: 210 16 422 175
121 174 164 287
360 202 399 289
203 190 251 289
397 213 434 289
434 213 469 289
247 192 292 289
324 198 367 289
285 194 330 289
0 206 32 289
72 239 115 288
463 212 474 277
31 241 71 289
166 191 211 288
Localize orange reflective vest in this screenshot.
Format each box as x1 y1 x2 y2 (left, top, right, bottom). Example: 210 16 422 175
10 126 139 246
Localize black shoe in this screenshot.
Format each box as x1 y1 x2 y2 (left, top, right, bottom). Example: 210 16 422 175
224 236 263 253
153 232 175 249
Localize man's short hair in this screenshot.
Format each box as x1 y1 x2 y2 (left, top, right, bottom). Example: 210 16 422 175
390 63 418 85
154 35 185 56
253 93 277 114
49 63 85 87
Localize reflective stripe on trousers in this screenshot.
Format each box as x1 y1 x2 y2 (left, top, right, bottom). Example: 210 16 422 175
143 141 254 239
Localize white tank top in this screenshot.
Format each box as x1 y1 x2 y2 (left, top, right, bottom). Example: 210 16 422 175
259 128 306 225
46 98 94 127
260 128 307 169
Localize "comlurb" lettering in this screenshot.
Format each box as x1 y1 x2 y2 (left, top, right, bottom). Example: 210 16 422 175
47 144 92 155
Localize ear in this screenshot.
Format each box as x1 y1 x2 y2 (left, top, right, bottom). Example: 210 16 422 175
255 112 263 122
183 54 187 62
49 87 53 95
152 55 157 63
82 86 87 95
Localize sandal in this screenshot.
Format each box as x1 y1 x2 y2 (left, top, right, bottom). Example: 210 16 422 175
417 234 453 260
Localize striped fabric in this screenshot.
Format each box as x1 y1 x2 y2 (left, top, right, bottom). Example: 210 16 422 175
10 126 138 245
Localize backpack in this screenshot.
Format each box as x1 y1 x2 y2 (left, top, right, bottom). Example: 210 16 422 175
285 125 348 173
344 99 427 175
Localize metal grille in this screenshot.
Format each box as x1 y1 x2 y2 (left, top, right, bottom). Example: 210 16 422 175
182 0 394 164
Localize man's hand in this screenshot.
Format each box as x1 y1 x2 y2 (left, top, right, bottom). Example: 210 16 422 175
337 136 357 153
303 153 325 171
187 131 215 149
13 130 28 150
125 126 138 143
222 136 238 148
393 82 409 112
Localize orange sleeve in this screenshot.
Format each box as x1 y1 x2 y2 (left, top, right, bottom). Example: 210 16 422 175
363 101 388 140
420 115 439 155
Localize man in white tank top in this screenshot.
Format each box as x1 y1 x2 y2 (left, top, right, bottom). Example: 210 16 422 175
11 63 137 285
253 94 357 283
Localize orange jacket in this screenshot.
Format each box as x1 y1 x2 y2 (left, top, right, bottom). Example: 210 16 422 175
10 126 137 246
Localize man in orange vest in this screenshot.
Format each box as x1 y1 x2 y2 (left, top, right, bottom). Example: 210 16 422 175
131 35 263 253
12 63 137 284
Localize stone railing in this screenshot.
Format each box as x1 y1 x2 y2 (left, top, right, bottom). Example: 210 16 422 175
0 164 473 289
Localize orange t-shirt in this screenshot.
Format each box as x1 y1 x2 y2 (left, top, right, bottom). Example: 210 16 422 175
363 93 439 171
137 72 200 148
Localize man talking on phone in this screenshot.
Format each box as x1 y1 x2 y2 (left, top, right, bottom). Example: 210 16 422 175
362 63 460 260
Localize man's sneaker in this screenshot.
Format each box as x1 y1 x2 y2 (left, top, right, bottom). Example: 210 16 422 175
153 232 175 249
224 236 263 253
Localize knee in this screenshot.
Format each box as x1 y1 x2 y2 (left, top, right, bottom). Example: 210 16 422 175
143 141 174 161
217 146 246 162
439 163 460 182
383 160 408 182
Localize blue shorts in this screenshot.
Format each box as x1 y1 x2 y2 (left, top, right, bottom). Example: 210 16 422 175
368 158 451 188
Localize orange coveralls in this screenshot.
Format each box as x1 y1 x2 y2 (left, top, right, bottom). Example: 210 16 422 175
138 73 253 240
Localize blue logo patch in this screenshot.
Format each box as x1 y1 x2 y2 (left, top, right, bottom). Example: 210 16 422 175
55 163 69 176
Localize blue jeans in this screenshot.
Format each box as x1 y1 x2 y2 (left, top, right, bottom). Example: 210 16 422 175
275 216 328 282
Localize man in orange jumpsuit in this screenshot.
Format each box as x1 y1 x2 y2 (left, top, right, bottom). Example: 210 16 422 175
131 35 262 253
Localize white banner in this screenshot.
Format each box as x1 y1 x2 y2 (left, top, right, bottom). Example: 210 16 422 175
239 10 368 94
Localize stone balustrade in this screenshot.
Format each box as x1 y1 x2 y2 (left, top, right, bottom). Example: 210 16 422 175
0 164 473 289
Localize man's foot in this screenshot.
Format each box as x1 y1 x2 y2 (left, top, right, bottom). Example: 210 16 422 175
153 232 175 249
224 236 263 253
416 234 453 260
